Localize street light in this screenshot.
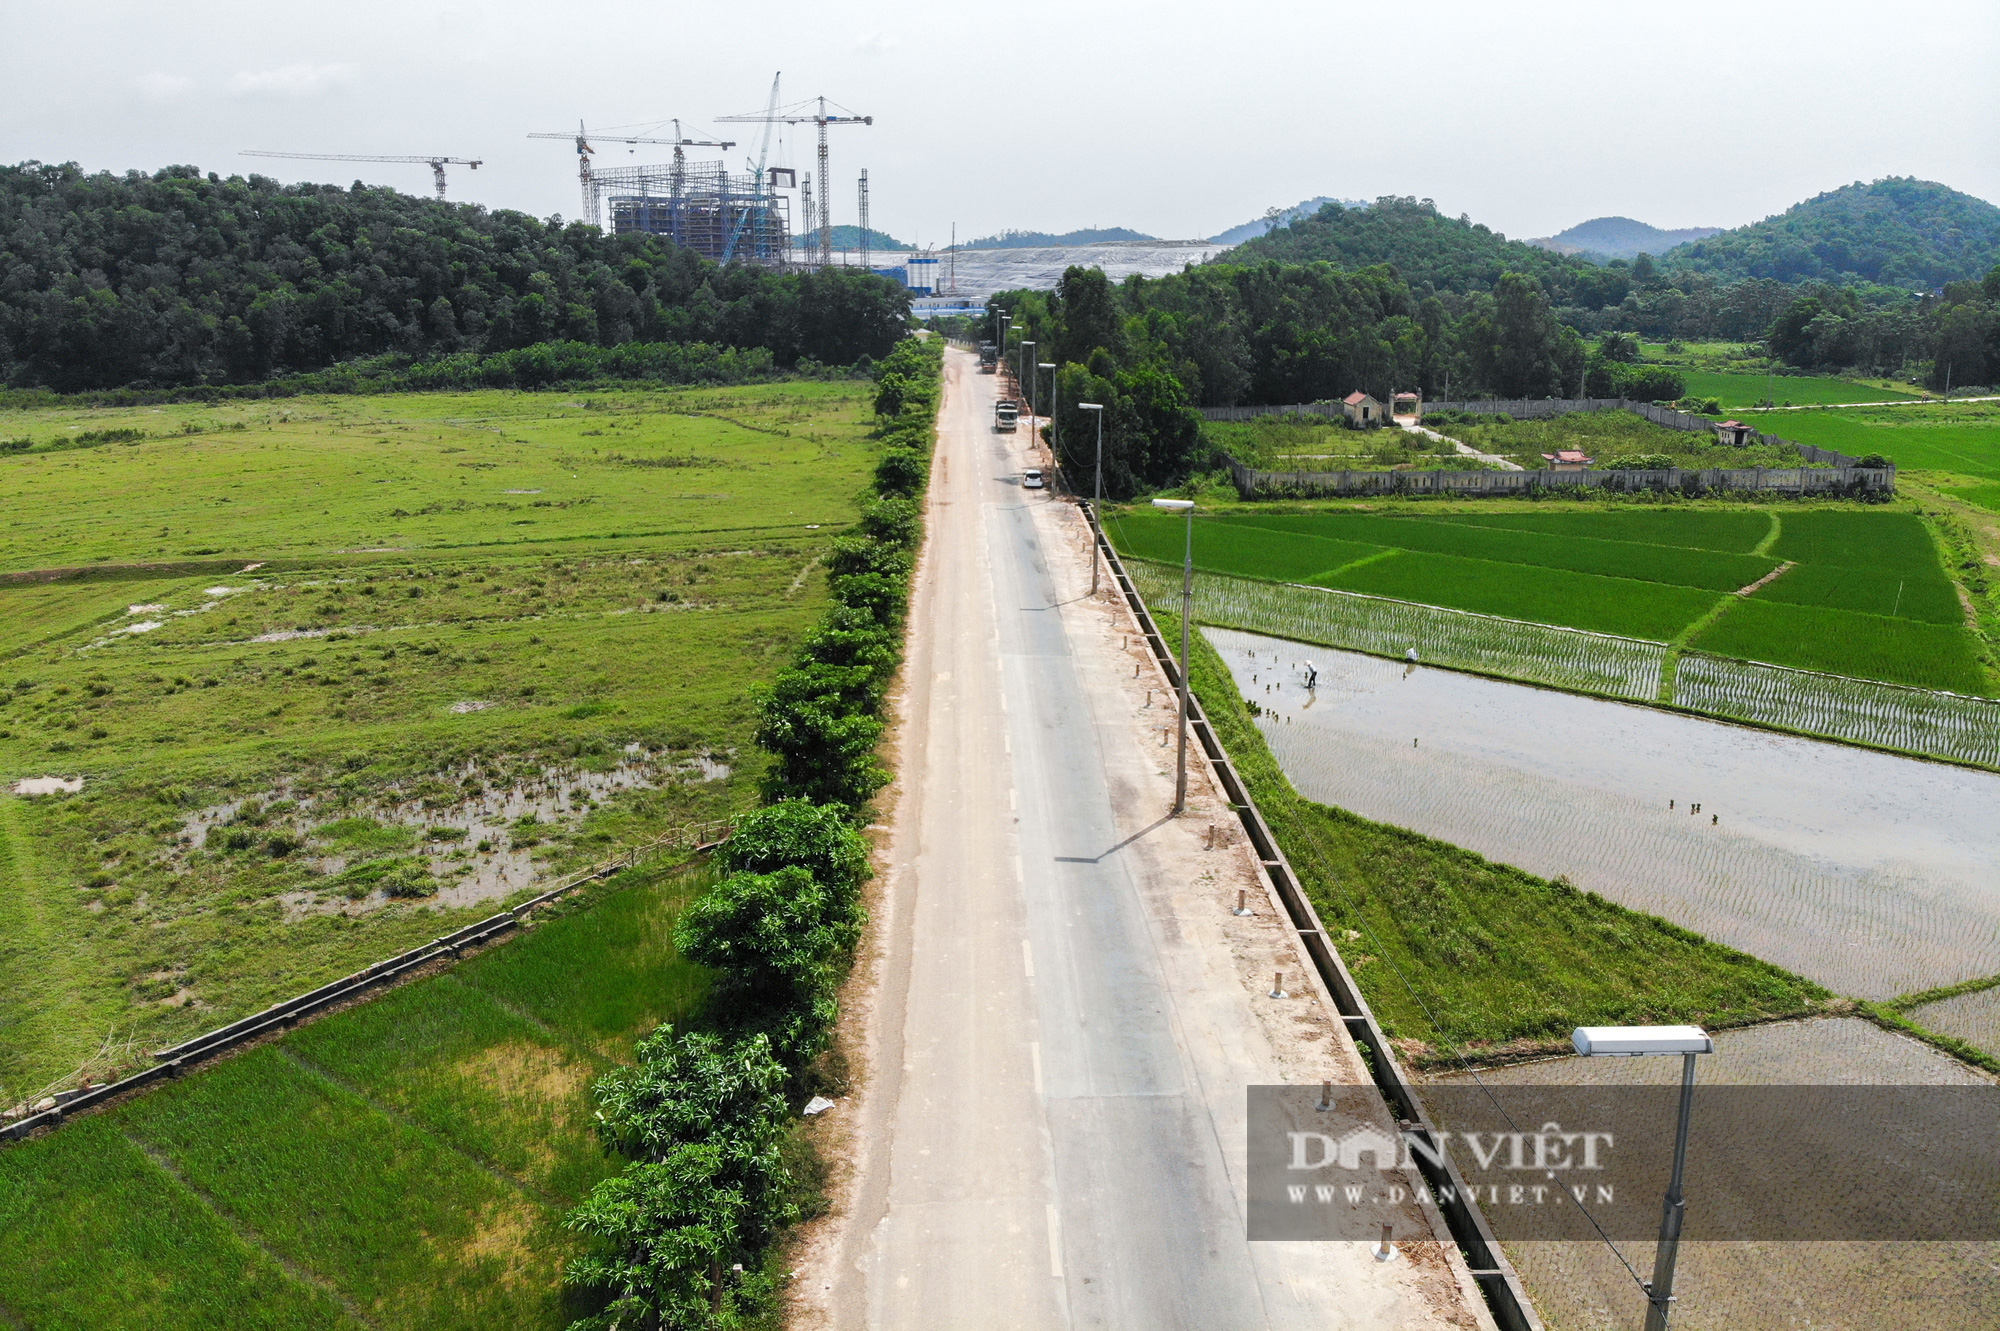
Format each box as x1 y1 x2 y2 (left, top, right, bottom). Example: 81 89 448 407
1079 403 1105 593
1020 341 1036 418
1152 496 1195 815
1572 1025 1714 1331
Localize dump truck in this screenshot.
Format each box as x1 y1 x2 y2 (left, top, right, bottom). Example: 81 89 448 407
995 399 1018 432
978 342 998 373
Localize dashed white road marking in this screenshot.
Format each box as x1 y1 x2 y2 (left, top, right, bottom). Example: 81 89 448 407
1022 940 1035 978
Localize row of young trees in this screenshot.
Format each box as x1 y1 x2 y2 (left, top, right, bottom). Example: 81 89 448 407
560 335 940 1329
0 162 911 392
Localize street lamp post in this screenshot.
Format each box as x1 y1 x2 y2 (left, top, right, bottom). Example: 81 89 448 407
1572 1025 1715 1331
1078 403 1104 593
1020 342 1036 418
1152 497 1195 815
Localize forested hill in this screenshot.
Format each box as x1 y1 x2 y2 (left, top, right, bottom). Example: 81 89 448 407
1663 178 2000 290
1221 196 1626 307
0 161 910 393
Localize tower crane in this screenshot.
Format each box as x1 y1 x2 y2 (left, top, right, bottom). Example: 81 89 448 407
527 122 734 227
718 92 871 269
239 151 481 200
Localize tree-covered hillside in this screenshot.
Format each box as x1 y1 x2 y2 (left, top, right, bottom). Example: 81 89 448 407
1224 196 1629 308
0 161 910 392
1664 178 2000 290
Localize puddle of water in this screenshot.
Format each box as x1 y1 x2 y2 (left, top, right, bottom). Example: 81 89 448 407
175 745 732 919
1210 628 2000 999
127 603 165 614
12 776 83 796
116 620 162 635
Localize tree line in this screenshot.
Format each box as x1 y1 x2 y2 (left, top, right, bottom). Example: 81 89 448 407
0 162 911 392
988 260 1686 497
559 336 939 1328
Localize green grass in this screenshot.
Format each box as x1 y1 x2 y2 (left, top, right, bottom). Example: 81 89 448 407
1689 597 1992 694
0 1116 354 1330
1676 368 1918 408
1312 550 1722 640
1747 402 2000 480
1948 484 2000 515
1443 409 1804 470
1430 508 1773 552
1215 511 1778 591
0 863 712 1330
1105 502 1992 693
0 382 878 1099
1172 612 1829 1058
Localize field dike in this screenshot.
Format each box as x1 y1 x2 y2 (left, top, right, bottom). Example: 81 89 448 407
1125 559 2000 770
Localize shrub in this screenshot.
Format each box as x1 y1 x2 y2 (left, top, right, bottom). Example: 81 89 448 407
719 801 871 907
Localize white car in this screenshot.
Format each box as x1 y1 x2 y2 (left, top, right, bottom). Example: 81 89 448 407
1022 468 1045 489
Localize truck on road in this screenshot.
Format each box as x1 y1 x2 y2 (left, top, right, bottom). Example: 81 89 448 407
978 342 998 373
994 399 1019 432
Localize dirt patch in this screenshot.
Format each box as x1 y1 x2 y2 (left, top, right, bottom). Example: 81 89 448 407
455 1039 593 1109
11 775 83 796
431 1196 541 1291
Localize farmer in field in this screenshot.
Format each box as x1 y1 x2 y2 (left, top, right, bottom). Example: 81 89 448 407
1305 661 1319 689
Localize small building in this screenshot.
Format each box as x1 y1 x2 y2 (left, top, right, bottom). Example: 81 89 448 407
1392 391 1421 420
1713 419 1755 447
1342 391 1384 425
1541 449 1594 472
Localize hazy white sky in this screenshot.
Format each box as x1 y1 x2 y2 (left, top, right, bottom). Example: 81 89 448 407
4 0 1996 247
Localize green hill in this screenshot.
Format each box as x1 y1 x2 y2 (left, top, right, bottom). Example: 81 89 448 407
1663 178 2000 289
826 223 908 251
1223 196 1627 306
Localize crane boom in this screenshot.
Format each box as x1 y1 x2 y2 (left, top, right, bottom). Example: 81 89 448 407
717 94 871 269
240 150 481 200
527 122 735 226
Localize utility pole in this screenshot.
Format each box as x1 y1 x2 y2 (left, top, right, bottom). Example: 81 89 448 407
1152 497 1197 815
1079 403 1104 593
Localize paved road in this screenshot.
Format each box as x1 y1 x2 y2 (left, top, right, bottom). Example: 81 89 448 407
828 349 1481 1330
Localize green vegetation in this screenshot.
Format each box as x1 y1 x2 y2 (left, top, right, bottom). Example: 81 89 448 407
560 335 939 1327
0 162 910 392
1748 402 2000 480
1675 368 1917 408
0 862 713 1329
1438 409 1807 471
0 380 882 1100
1171 613 1830 1059
1107 505 1993 693
1663 178 2000 290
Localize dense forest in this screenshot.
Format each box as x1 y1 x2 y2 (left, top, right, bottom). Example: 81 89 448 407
1662 178 2000 290
0 161 911 392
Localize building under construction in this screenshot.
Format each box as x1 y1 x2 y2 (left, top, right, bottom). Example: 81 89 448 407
595 161 792 266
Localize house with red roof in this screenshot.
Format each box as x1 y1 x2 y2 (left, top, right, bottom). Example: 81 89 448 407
1540 449 1594 472
1342 391 1384 425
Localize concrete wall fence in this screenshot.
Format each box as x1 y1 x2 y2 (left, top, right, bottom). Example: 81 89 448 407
1200 397 1880 494
2 816 736 1143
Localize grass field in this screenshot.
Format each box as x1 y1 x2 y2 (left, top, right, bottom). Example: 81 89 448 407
1441 410 1805 470
1677 368 1919 408
1170 613 1830 1058
1108 505 1993 694
0 382 878 1102
0 863 710 1330
1744 402 2000 480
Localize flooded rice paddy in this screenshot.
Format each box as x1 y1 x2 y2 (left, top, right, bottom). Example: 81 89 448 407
1210 628 2000 999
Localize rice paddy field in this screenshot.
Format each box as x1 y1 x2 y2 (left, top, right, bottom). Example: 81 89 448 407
0 862 712 1330
1107 505 1995 696
0 383 878 1105
1744 400 2000 481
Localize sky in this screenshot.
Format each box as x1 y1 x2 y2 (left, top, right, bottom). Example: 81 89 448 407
4 0 1997 248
